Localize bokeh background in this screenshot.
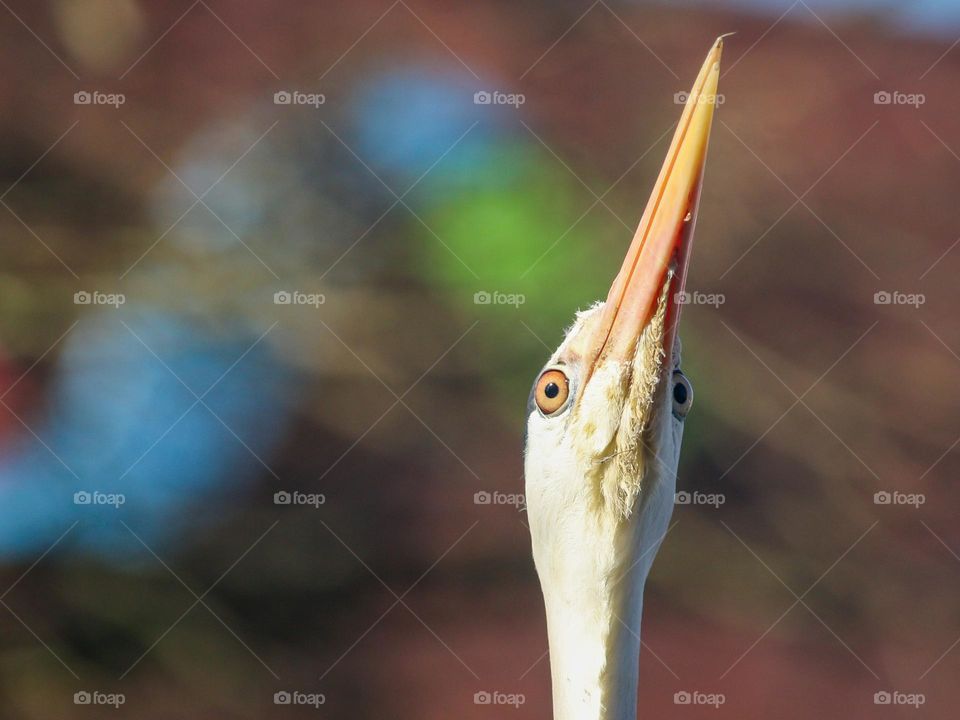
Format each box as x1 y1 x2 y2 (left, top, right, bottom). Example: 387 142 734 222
0 0 958 717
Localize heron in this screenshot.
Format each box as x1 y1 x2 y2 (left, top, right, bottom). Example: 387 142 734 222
524 38 724 720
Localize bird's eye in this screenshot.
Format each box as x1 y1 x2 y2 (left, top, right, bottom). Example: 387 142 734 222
535 368 570 416
672 371 693 418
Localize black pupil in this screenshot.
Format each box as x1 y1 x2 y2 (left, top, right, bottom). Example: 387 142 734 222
544 382 560 399
673 381 688 405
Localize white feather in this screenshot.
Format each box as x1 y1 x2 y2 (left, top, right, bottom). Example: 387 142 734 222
525 296 685 720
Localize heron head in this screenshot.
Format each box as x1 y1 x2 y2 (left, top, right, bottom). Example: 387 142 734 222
522 39 725 720
524 37 722 532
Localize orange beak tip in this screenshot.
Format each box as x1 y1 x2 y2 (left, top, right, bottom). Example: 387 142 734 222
584 38 724 372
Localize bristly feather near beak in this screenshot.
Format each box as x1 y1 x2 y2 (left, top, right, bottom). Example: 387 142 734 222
571 274 673 518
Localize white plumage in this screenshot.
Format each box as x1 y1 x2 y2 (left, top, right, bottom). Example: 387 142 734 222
522 36 725 720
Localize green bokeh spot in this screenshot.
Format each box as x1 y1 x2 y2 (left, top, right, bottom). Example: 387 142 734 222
413 141 626 418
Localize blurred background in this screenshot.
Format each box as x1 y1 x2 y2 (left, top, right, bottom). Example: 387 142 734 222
0 0 958 717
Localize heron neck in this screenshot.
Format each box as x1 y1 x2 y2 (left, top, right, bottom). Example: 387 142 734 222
542 562 648 720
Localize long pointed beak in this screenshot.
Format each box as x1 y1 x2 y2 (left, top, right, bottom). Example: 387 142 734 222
578 37 724 375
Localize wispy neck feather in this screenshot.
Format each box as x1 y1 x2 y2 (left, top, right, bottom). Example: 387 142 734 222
531 401 679 720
